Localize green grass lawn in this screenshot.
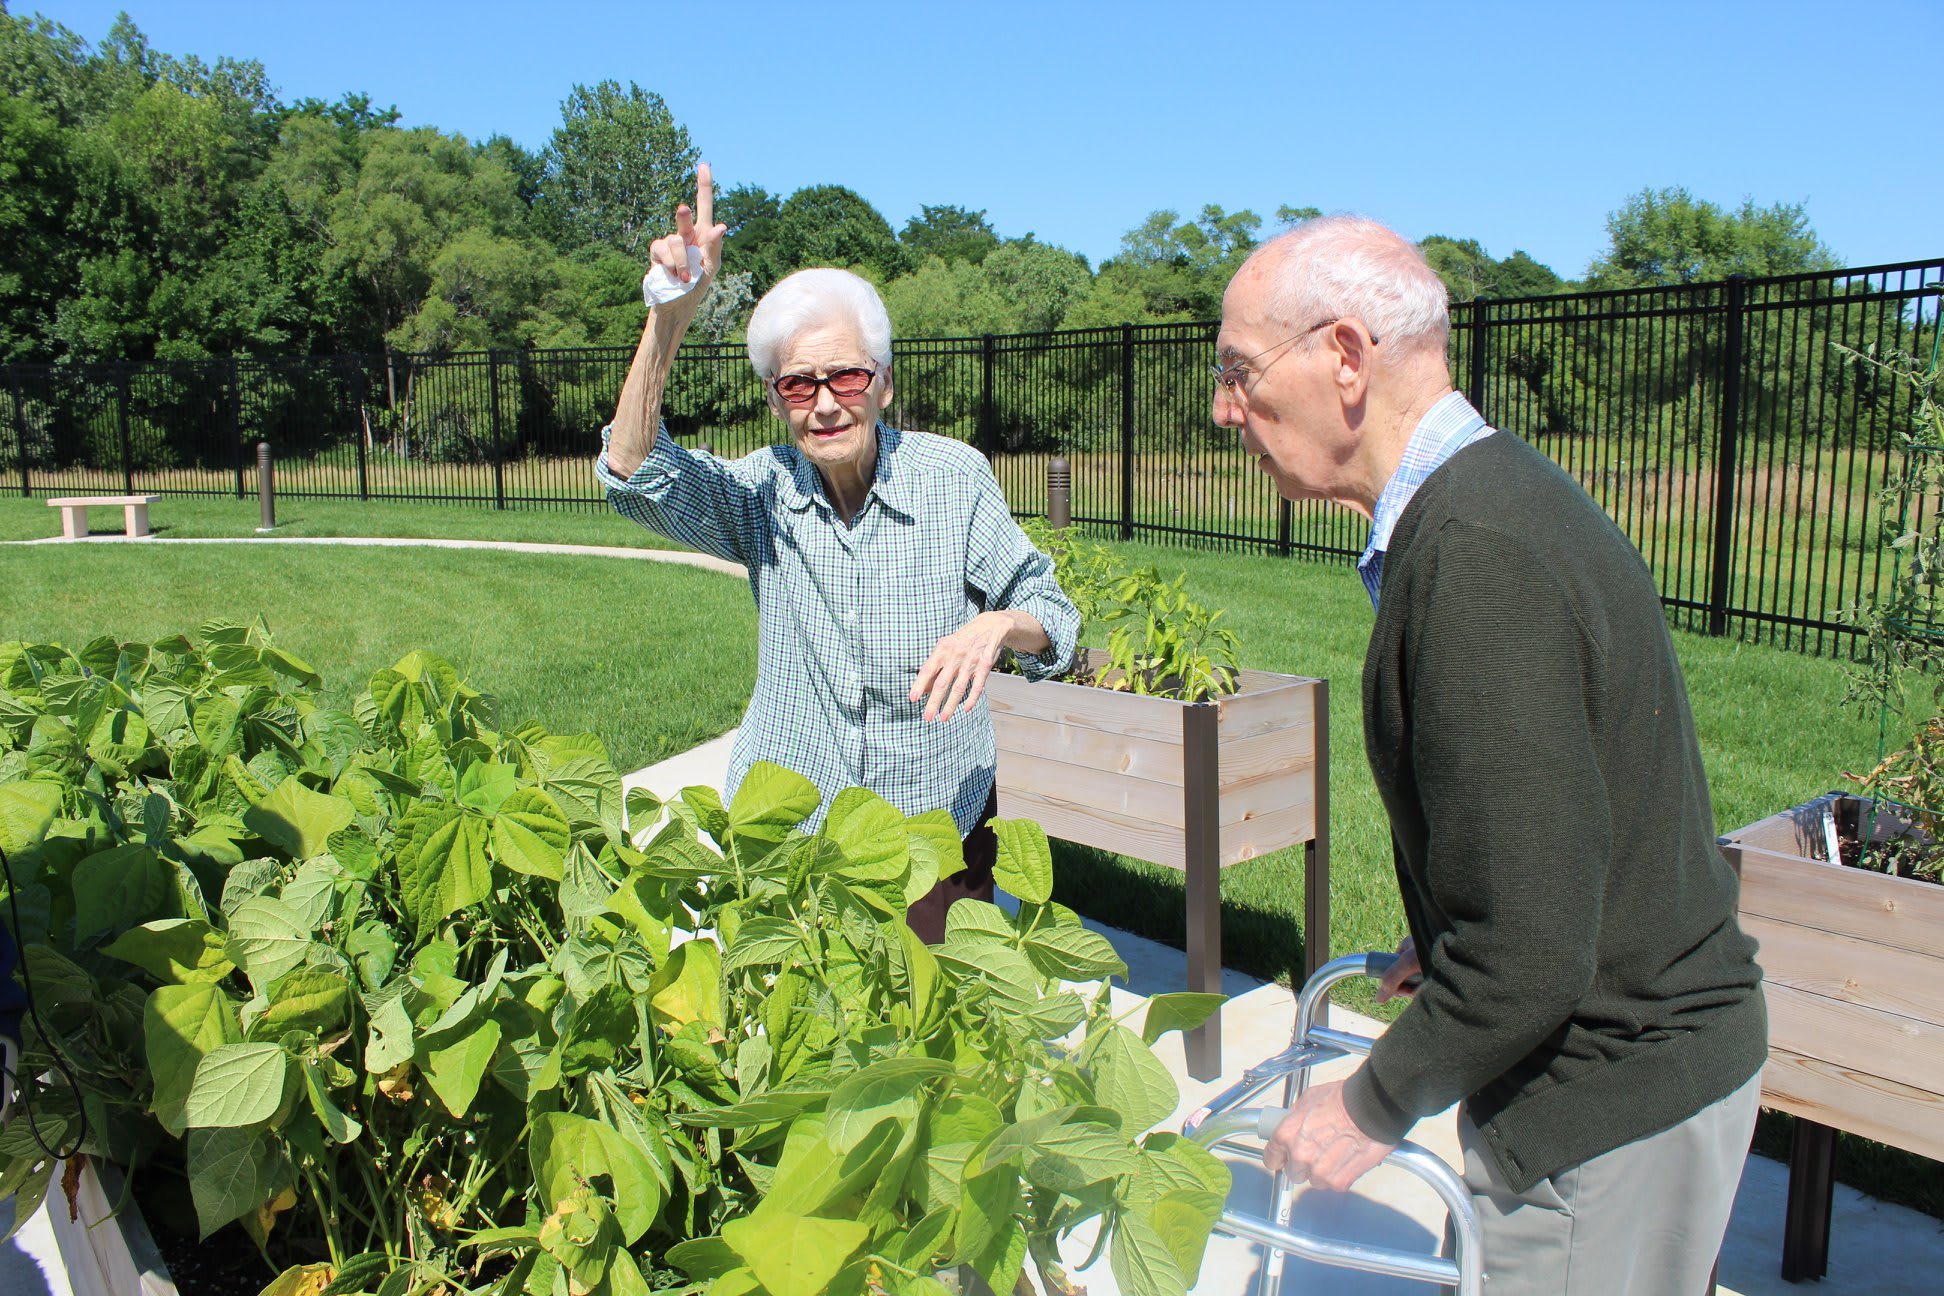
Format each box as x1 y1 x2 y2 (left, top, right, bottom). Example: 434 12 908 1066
7 497 1931 1216
5 539 755 773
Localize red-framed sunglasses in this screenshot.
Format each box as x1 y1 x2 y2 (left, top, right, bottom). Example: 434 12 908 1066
772 366 878 405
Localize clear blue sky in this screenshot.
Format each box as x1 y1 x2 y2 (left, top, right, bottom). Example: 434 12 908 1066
25 0 1944 277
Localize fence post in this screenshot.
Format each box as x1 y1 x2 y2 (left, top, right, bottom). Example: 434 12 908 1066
1120 323 1135 541
1277 497 1293 557
489 349 507 510
228 358 245 499
9 370 30 497
352 355 370 501
1708 277 1747 637
117 364 134 495
977 334 996 459
1468 297 1491 424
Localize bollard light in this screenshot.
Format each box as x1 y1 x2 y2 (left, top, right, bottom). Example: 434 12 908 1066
1047 456 1071 531
256 441 275 533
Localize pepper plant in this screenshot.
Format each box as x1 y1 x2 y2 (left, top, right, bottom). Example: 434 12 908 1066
1017 519 1241 702
0 625 1228 1295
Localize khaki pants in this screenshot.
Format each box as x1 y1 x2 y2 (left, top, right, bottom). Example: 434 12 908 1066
1456 1073 1761 1295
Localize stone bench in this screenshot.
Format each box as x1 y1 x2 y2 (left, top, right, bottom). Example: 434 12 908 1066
46 494 162 539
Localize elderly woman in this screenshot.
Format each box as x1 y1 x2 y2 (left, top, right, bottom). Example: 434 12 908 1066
597 167 1079 940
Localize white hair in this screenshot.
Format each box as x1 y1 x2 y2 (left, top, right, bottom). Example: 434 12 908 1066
1247 216 1450 357
744 268 893 381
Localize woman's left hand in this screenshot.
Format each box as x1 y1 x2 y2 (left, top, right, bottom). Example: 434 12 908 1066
912 612 1012 722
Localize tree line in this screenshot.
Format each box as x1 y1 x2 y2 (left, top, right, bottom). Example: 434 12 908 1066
0 8 1847 370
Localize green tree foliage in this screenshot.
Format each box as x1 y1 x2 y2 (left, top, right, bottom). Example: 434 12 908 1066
900 204 1001 265
532 79 698 261
773 184 909 283
1586 185 1837 288
1420 235 1566 303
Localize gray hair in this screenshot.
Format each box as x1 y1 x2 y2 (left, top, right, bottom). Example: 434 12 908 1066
745 268 893 381
1249 216 1450 357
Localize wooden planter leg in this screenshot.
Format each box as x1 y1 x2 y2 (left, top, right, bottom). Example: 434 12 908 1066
1184 703 1222 1081
1781 1117 1836 1282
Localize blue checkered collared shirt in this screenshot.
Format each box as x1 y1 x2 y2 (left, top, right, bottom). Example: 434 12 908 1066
599 423 1080 835
1357 391 1496 607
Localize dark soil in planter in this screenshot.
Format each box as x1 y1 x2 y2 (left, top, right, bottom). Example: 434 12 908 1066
130 1172 277 1296
1825 793 1942 882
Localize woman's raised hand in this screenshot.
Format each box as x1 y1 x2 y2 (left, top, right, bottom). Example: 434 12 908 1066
648 163 729 288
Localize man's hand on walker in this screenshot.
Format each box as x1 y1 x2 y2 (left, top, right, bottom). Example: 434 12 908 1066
1377 935 1421 1004
1261 1079 1397 1193
911 613 1011 722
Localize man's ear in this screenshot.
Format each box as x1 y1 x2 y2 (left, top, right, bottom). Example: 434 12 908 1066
1329 322 1375 406
877 365 895 411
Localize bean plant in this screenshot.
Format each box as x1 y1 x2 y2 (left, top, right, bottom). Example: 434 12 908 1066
0 625 1228 1296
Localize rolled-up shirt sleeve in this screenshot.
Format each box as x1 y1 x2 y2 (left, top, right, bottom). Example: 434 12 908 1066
598 424 759 569
963 468 1080 680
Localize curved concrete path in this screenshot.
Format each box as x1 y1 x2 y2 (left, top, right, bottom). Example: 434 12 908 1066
14 532 746 578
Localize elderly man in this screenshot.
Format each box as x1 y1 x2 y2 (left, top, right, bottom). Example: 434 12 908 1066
1217 217 1767 1293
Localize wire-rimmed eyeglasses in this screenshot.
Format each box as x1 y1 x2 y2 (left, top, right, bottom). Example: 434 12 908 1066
1210 318 1380 398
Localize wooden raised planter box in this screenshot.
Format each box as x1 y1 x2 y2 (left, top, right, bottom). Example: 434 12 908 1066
986 656 1330 1079
45 1156 179 1296
1719 793 1944 1281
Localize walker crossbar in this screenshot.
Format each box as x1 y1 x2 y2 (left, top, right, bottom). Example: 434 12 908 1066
1179 953 1484 1296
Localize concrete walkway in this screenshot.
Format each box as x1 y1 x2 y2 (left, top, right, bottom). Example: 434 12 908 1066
15 531 747 578
632 730 1944 1296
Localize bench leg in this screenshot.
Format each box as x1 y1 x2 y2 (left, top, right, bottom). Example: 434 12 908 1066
1781 1117 1835 1282
60 507 86 539
124 502 150 538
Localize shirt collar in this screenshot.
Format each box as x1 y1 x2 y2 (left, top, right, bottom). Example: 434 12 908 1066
778 423 914 519
1360 391 1491 568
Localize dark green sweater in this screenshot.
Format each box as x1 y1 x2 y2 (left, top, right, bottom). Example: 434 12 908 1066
1343 431 1767 1193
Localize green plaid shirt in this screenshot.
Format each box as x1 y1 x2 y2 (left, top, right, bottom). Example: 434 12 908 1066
599 423 1078 834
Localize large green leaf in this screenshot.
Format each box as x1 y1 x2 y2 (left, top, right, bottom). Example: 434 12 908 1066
191 694 241 757
71 843 172 943
822 788 907 881
1148 1186 1227 1286
103 918 233 983
456 761 519 813
184 1042 289 1128
529 1112 663 1245
901 809 965 903
941 899 1014 947
225 896 312 987
0 779 59 858
1023 1119 1138 1192
722 917 802 972
422 1018 501 1118
647 938 722 1031
725 761 820 843
258 969 351 1038
146 982 243 1135
824 1058 952 1153
1110 1209 1189 1296
363 985 415 1075
243 777 354 860
990 818 1053 904
492 786 571 880
1025 922 1128 981
722 1209 870 1296
86 704 151 776
1139 993 1227 1044
1092 1024 1179 1134
396 801 492 931
186 1127 279 1239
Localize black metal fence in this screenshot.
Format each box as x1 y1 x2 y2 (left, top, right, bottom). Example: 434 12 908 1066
5 259 1940 652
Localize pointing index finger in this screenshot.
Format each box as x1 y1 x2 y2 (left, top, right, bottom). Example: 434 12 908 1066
696 163 714 234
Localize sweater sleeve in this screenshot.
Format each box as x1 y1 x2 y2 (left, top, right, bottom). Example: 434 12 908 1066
1342 520 1612 1144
